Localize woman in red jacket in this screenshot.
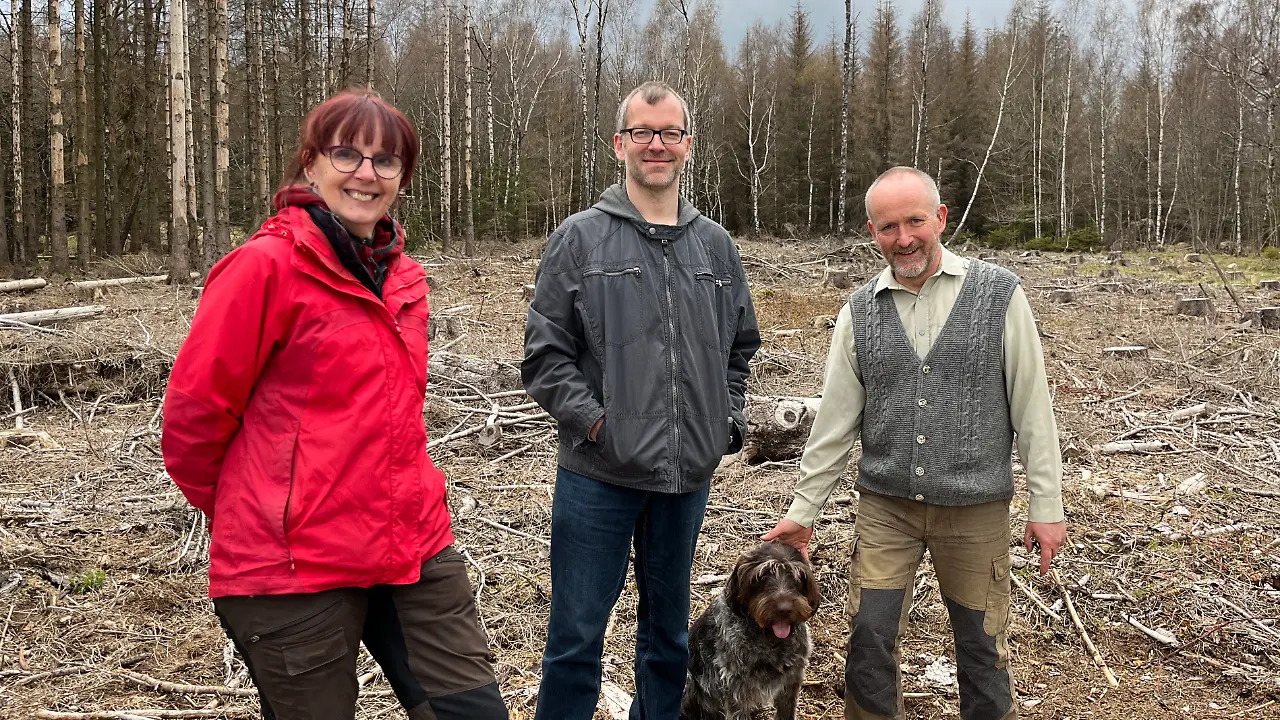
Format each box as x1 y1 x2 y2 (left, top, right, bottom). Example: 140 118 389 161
162 89 508 720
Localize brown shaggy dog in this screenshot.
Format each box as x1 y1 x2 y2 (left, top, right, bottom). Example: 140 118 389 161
680 541 821 719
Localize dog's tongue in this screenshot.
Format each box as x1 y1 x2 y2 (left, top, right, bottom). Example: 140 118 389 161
771 622 792 639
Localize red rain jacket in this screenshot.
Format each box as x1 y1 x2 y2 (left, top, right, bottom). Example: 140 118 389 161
161 197 452 597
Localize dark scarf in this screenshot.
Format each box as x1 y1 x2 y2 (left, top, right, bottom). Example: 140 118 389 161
273 184 401 299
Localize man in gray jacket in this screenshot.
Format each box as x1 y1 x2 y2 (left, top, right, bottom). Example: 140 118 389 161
522 80 760 720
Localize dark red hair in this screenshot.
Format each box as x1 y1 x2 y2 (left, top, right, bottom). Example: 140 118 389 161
281 88 420 192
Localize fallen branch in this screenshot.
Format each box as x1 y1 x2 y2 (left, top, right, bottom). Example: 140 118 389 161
426 411 550 450
468 516 550 547
1011 573 1063 622
1163 521 1254 543
1093 440 1166 455
70 275 169 291
14 665 91 686
113 669 259 697
1127 616 1179 647
37 710 252 720
0 304 107 326
1050 570 1119 688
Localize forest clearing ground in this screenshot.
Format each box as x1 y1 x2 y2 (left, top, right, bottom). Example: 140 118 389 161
2 238 1280 718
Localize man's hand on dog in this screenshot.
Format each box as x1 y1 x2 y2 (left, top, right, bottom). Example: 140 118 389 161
1025 520 1067 575
761 519 813 561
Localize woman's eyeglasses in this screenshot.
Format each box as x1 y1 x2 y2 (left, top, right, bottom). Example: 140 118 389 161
325 145 405 179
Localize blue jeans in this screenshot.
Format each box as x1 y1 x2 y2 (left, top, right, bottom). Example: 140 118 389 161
534 467 710 720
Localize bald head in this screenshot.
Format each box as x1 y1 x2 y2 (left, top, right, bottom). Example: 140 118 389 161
864 167 941 225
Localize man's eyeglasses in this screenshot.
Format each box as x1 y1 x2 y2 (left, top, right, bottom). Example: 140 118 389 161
325 145 405 180
621 128 688 145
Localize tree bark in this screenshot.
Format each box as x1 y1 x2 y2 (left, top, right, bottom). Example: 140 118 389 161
169 0 193 283
9 0 24 270
837 0 852 234
569 0 591 210
20 0 37 265
74 0 90 269
463 0 474 255
365 0 374 87
587 0 608 204
196 0 215 260
441 3 452 252
212 0 230 263
48 0 69 274
246 0 268 224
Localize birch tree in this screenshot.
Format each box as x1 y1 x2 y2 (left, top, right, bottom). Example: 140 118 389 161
49 0 69 273
568 0 592 209
837 0 853 234
463 0 475 255
9 0 24 268
441 3 452 251
735 23 777 236
169 0 193 282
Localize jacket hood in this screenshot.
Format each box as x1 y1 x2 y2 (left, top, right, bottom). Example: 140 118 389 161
595 183 701 227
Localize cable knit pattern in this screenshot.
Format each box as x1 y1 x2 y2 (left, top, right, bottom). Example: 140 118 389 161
848 259 1020 506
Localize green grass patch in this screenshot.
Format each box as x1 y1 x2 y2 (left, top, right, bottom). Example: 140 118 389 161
70 569 107 594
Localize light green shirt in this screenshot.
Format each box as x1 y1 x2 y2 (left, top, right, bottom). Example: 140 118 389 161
786 248 1065 526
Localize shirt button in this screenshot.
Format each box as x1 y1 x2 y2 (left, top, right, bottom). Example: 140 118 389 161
915 467 925 476
914 494 925 501
918 329 926 336
917 398 928 407
648 227 656 235
922 365 931 374
917 435 927 444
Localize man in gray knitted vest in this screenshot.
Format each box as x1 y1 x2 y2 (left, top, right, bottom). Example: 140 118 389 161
765 166 1067 720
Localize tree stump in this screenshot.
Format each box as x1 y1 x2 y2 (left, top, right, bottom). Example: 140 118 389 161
1099 267 1120 278
521 284 536 301
1175 297 1215 318
1260 279 1280 291
1106 250 1124 261
1049 289 1075 303
740 394 822 464
1148 256 1162 266
1184 253 1202 263
1225 270 1246 281
1248 307 1280 330
1068 255 1084 265
822 268 852 289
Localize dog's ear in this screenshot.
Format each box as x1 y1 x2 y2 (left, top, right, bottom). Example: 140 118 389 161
800 562 822 612
723 551 756 613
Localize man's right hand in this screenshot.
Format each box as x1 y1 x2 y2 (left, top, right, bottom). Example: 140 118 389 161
762 518 814 560
589 417 604 443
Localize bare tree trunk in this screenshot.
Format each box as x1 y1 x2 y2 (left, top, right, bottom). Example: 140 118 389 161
1034 27 1046 239
441 3 452 252
74 0 90 268
1059 51 1072 238
0 168 7 270
365 0 374 87
247 0 268 224
340 0 351 84
951 23 1018 242
912 0 931 169
20 0 37 265
48 0 69 274
568 0 591 209
1100 95 1109 243
1268 99 1277 247
10 0 24 269
196 0 215 258
299 0 312 108
586 0 608 204
91 0 107 257
1234 97 1244 254
103 0 122 255
738 57 775 237
462 0 474 255
1162 118 1181 247
805 89 817 231
169 0 192 282
212 0 230 262
142 0 161 252
183 1 199 267
838 0 852 234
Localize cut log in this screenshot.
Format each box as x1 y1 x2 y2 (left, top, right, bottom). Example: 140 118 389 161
427 351 520 394
1175 297 1215 318
477 417 503 447
1093 440 1166 454
1049 289 1075 303
740 394 821 464
1101 345 1148 357
1170 403 1216 422
1224 270 1246 281
1184 253 1202 263
1260 279 1280 291
69 274 169 291
822 268 852 289
0 278 48 292
1247 307 1280 330
0 305 107 326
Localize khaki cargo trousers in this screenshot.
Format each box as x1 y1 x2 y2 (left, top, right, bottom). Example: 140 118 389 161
844 490 1017 720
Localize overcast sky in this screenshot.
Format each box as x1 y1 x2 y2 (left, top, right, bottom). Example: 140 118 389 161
718 0 1017 50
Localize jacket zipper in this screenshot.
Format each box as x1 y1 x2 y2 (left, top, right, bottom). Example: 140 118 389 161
661 238 681 488
696 270 731 288
584 267 642 278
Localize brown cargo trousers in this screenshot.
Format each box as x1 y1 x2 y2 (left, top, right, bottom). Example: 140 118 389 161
844 490 1017 720
214 545 507 720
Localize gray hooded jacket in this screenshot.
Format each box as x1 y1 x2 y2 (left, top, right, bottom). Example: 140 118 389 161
521 184 761 493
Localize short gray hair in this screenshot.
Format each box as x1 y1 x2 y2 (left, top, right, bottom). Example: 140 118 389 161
864 166 941 223
615 81 691 134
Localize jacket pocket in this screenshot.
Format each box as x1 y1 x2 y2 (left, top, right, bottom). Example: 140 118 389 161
693 270 735 352
581 265 652 347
